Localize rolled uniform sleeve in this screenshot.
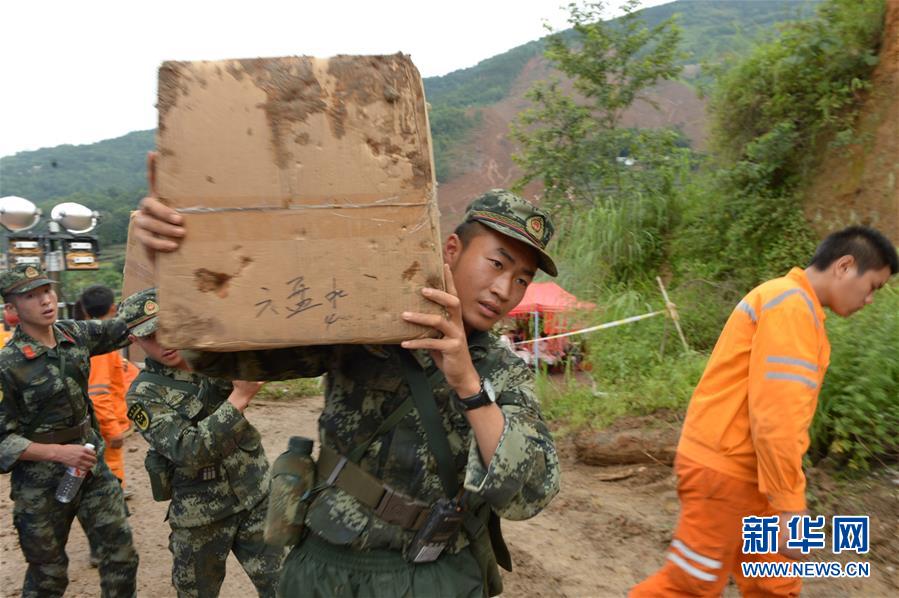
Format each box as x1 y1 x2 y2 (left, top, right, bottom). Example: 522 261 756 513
185 345 331 381
463 358 560 520
128 385 249 468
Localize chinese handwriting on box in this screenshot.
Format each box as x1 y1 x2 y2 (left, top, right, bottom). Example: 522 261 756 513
255 276 350 328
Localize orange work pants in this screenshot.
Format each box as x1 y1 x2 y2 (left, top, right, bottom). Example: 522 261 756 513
104 445 125 486
630 454 801 597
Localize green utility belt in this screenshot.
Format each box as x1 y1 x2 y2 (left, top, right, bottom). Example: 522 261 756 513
316 444 432 531
26 416 92 445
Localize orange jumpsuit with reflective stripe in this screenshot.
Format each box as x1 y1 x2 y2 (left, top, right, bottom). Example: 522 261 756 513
632 268 830 597
88 351 130 484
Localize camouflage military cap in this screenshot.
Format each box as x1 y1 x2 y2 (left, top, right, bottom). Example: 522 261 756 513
0 263 57 300
118 287 160 337
462 189 557 276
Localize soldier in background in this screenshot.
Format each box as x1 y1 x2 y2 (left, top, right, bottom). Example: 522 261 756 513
0 264 138 597
120 288 283 598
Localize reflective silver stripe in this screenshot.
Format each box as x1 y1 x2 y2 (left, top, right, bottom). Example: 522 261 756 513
671 539 722 569
89 384 110 390
762 288 819 328
667 552 717 582
737 301 757 323
766 356 818 372
765 371 818 389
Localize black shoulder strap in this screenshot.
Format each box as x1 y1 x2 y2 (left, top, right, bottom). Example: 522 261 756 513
397 349 460 498
347 396 414 463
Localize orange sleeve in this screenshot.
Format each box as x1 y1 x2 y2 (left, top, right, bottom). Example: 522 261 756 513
122 359 139 391
89 354 129 440
109 351 129 429
747 296 822 512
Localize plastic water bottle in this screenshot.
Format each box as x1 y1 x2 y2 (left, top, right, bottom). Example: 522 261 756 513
55 443 95 503
264 436 316 546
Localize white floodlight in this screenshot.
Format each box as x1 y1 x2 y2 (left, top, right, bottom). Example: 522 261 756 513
0 196 42 232
51 202 98 234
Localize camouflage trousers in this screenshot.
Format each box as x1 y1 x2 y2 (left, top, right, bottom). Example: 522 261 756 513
277 533 485 598
168 497 283 598
10 458 138 598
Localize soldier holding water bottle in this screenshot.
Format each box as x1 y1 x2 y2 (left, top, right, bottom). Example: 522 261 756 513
0 263 138 598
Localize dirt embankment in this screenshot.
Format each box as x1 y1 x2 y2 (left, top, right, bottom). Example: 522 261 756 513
804 0 899 240
2 397 897 597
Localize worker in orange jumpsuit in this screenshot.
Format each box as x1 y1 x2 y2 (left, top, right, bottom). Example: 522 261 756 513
631 226 897 597
78 285 132 493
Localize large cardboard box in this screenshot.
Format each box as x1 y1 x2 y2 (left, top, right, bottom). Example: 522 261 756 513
154 54 444 350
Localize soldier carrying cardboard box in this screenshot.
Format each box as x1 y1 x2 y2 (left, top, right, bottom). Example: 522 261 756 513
135 182 562 597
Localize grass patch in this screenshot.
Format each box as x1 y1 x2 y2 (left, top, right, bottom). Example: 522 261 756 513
536 285 708 434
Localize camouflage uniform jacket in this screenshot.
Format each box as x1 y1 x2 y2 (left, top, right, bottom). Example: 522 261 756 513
0 319 128 487
186 330 561 552
126 358 270 528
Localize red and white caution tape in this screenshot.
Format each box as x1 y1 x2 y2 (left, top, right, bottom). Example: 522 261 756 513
512 309 667 346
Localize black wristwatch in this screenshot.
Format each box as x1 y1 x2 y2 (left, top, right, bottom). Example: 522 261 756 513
454 378 496 411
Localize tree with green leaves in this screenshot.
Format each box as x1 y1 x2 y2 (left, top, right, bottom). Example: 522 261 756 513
511 1 690 285
511 0 684 213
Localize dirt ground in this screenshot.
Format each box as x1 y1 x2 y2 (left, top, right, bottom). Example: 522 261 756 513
1 394 897 597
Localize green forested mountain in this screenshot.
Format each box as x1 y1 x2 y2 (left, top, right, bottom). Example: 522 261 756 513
0 0 817 248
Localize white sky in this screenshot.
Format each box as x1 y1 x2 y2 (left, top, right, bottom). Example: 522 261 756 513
0 0 671 158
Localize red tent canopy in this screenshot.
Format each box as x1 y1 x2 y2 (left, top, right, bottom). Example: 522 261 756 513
508 282 595 317
509 282 596 334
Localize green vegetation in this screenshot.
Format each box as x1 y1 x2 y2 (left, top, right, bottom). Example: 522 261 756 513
511 0 684 212
672 0 885 307
0 1 892 467
0 130 153 202
638 0 820 67
58 243 126 302
538 287 708 433
811 285 899 471
516 0 895 470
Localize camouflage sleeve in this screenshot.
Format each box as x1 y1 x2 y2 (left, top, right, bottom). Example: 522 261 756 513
183 345 331 381
462 353 560 520
0 370 30 473
126 382 249 468
70 318 131 356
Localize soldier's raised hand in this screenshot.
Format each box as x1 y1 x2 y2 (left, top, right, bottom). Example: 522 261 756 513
134 151 186 260
400 264 481 398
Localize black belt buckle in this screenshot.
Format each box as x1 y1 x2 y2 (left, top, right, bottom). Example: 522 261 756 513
404 497 464 564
